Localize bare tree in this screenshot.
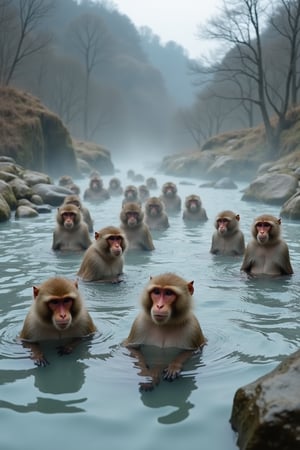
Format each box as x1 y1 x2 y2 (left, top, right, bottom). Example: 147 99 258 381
193 0 300 159
68 13 114 140
0 0 54 85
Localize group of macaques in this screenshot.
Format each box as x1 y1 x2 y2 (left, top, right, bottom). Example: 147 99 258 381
18 174 294 391
210 210 293 277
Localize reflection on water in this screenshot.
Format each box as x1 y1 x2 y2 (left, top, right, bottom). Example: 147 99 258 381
0 168 300 450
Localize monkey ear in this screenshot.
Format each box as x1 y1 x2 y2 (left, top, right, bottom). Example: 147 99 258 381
278 218 282 225
73 280 79 289
150 276 153 280
95 232 100 240
33 286 39 299
187 281 194 295
236 214 240 221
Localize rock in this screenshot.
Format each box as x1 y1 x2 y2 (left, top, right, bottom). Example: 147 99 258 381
0 171 17 182
73 140 114 175
280 191 300 219
31 183 73 206
230 349 300 450
30 194 44 205
17 198 52 214
0 194 11 221
22 169 52 186
0 180 17 209
214 177 238 189
8 177 33 200
15 205 39 219
241 173 298 205
0 87 79 178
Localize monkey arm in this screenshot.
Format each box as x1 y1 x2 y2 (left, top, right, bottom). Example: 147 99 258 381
163 349 195 381
127 346 162 391
56 337 83 356
52 231 61 250
240 245 254 272
21 340 49 367
278 243 294 275
141 228 155 251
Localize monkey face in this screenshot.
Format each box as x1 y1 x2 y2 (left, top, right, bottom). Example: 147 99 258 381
149 287 177 325
62 212 76 229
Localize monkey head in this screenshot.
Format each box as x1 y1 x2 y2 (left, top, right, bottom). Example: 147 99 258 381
57 204 81 229
142 273 194 326
94 226 127 256
162 182 177 197
145 197 163 217
120 202 143 228
252 214 281 245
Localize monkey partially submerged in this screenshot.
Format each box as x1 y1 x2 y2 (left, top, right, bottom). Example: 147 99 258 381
241 214 293 276
124 273 206 391
20 277 97 366
77 226 127 282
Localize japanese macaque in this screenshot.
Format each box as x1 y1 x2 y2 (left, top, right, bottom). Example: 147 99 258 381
127 169 135 179
83 176 110 203
63 194 94 232
122 185 141 206
210 210 245 256
58 175 74 187
77 226 127 282
159 181 181 213
20 277 97 366
144 196 170 231
120 202 155 251
138 184 150 203
183 194 208 222
52 204 92 251
108 177 123 196
123 273 206 391
146 177 158 190
58 176 80 194
241 214 293 276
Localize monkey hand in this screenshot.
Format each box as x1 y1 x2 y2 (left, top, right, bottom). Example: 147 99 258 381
139 366 161 392
57 345 73 356
32 352 49 367
163 363 182 381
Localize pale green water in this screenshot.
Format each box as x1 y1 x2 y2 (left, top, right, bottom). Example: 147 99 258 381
0 166 299 450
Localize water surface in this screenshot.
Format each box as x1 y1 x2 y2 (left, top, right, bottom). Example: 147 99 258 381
0 166 299 450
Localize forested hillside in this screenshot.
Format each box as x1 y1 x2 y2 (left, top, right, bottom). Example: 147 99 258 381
1 0 196 159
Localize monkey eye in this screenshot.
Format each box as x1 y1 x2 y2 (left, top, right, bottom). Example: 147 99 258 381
151 287 161 295
217 218 229 224
62 298 73 305
108 236 121 241
164 289 176 296
62 212 75 219
48 299 59 306
151 288 175 296
256 222 271 228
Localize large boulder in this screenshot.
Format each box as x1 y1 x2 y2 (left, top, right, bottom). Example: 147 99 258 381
0 87 79 178
280 191 300 219
230 349 300 450
241 173 298 205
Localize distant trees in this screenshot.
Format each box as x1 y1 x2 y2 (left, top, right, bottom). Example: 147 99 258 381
67 13 114 140
190 0 300 158
0 0 54 85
